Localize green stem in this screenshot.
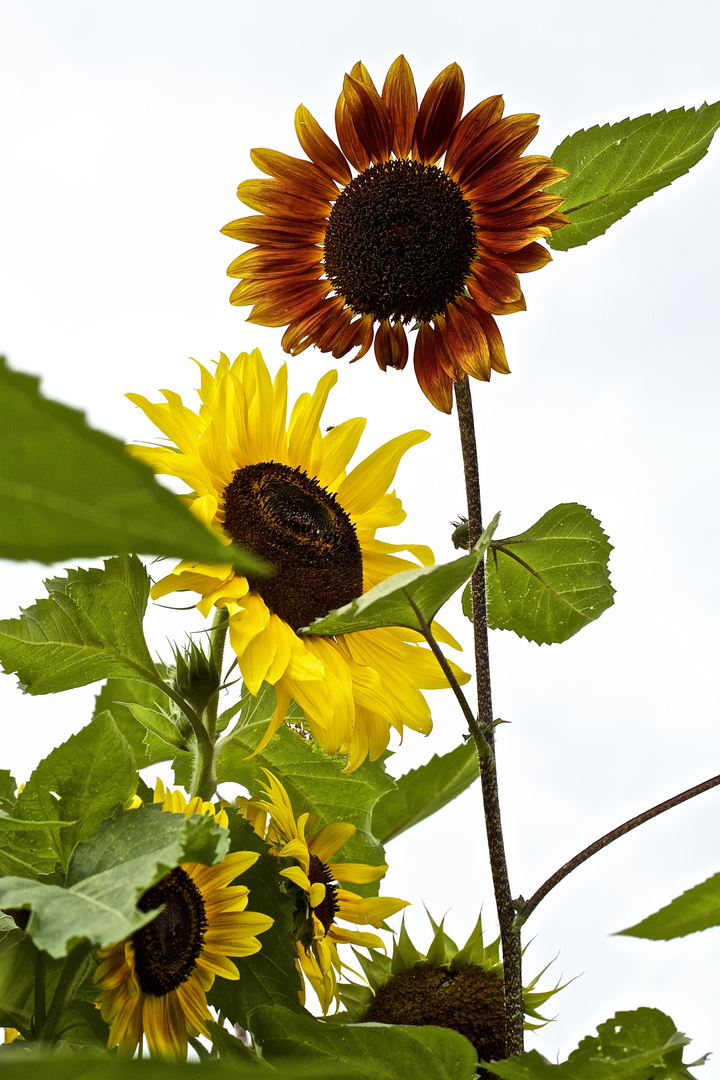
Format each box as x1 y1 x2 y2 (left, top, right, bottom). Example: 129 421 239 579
454 377 523 1056
40 940 93 1043
34 948 47 1036
190 608 229 800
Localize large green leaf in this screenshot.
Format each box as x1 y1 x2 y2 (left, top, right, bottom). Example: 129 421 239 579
9 714 136 871
372 742 478 845
93 677 182 768
483 1007 697 1079
251 1005 478 1080
484 504 614 645
207 814 304 1025
216 684 395 895
0 1056 290 1078
618 871 720 940
303 518 498 637
548 103 720 250
0 355 266 571
0 555 162 694
0 808 227 957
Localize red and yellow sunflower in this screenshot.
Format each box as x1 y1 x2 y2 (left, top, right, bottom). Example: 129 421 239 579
222 56 568 413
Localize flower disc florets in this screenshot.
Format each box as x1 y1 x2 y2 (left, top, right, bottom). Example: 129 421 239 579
133 866 208 996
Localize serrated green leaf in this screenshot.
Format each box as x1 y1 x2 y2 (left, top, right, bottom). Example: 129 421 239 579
216 684 394 896
485 504 614 645
124 702 186 749
251 1005 478 1080
0 355 267 571
303 518 498 637
372 742 478 844
11 714 136 870
618 871 720 940
549 103 720 250
93 677 180 769
0 808 227 957
483 1007 696 1079
0 555 162 694
207 814 304 1025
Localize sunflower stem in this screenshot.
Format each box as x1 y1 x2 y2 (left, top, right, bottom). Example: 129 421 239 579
40 940 93 1043
203 608 229 744
454 376 523 1056
34 947 47 1036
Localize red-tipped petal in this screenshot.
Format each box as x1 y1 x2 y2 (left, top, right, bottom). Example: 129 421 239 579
502 241 553 273
222 215 326 246
441 298 491 382
236 178 331 218
335 86 370 172
413 62 465 165
444 95 505 177
295 104 352 186
453 115 539 187
227 245 323 280
250 148 340 200
382 55 418 158
341 73 393 164
469 258 522 304
414 322 453 413
374 319 409 371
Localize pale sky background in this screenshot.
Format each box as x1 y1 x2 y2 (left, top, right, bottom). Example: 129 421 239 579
1 0 719 1069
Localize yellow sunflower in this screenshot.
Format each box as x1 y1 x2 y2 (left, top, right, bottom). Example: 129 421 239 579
222 56 568 413
239 771 408 1013
94 780 274 1061
127 349 468 771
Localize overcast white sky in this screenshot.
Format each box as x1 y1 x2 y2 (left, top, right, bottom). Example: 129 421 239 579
1 0 719 1068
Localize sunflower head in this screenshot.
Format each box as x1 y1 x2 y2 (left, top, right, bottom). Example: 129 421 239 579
94 782 273 1061
128 349 468 771
339 913 563 1068
238 771 408 1013
222 56 569 412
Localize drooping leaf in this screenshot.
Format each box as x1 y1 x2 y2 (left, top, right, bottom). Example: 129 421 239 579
0 807 227 957
216 684 395 896
548 103 720 250
372 742 478 844
618 871 720 940
0 355 267 571
251 1005 478 1080
11 714 136 870
483 1007 698 1079
485 504 614 645
207 814 304 1025
0 555 162 694
303 518 498 637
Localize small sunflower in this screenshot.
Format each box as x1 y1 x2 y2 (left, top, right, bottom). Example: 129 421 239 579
94 781 274 1061
239 771 408 1013
222 56 568 413
127 349 468 771
340 914 562 1070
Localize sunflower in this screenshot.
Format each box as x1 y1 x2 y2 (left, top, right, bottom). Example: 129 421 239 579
94 780 274 1061
127 349 468 771
239 771 408 1013
222 56 568 413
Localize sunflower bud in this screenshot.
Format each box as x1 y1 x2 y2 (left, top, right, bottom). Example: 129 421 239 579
171 637 221 715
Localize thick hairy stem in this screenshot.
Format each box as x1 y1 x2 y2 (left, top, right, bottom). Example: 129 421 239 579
515 772 720 929
454 377 523 1055
40 940 93 1043
202 608 229 743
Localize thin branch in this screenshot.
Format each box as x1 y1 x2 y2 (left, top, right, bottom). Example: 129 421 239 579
515 772 720 929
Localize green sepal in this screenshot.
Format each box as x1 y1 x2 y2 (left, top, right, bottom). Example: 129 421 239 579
485 504 614 645
0 355 267 571
392 919 425 975
617 870 720 940
302 517 499 637
549 103 720 250
425 915 459 967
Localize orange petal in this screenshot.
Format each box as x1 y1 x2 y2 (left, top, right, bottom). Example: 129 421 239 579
374 319 409 371
463 155 553 204
236 178 331 218
227 245 323 280
336 83 370 172
251 147 340 200
502 240 552 273
444 95 505 178
413 321 453 413
246 280 331 325
295 104 352 186
441 298 491 382
469 258 522 303
281 296 349 355
453 115 539 188
222 215 326 247
341 73 393 164
382 55 418 158
413 62 464 165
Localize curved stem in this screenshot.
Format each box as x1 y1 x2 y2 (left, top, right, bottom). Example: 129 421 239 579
454 377 523 1055
40 940 93 1042
202 608 229 744
515 772 720 930
403 592 491 758
190 609 229 800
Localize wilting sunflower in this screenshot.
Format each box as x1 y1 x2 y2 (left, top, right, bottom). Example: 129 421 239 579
239 771 408 1013
94 781 273 1061
127 349 468 771
222 56 568 413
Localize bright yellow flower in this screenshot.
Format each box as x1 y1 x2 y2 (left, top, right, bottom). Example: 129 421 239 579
94 781 273 1061
222 56 568 412
239 771 408 1014
128 349 468 770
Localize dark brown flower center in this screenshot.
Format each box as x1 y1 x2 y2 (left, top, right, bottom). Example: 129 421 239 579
364 963 507 1068
323 159 477 323
223 461 363 631
132 866 208 996
308 853 339 935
